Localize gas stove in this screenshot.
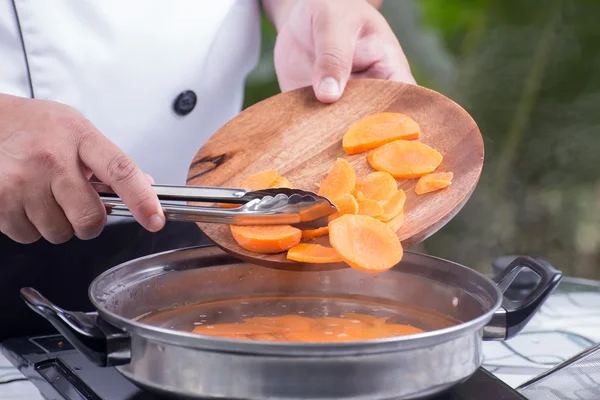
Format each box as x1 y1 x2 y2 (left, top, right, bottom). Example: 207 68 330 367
2 333 524 400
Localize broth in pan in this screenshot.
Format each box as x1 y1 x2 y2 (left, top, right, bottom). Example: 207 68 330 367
137 294 461 342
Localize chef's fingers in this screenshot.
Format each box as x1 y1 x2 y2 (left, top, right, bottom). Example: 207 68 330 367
22 182 75 244
311 11 360 103
349 26 416 85
0 205 41 244
76 127 165 232
144 173 155 185
52 168 107 240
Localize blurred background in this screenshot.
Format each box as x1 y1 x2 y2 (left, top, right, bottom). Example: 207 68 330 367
243 0 600 279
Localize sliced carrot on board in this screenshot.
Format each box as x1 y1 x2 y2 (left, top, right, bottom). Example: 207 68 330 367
415 172 453 195
367 140 443 179
327 193 359 222
355 171 398 202
270 175 293 188
333 193 359 215
301 226 329 240
342 112 420 155
286 243 343 263
230 225 301 254
385 211 404 233
328 214 403 273
355 191 367 202
358 198 384 218
378 189 406 222
317 158 356 201
240 169 279 190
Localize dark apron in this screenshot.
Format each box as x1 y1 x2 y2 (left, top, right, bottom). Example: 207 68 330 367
0 221 210 341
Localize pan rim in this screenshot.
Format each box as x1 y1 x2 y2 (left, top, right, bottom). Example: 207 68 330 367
89 245 504 356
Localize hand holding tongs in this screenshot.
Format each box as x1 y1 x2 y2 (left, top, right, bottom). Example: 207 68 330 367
92 182 337 230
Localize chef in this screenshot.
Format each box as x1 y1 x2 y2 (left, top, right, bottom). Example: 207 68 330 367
0 0 414 340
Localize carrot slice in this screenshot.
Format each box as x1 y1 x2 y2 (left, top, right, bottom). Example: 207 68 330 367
355 191 367 202
270 175 293 188
318 158 356 200
358 199 384 218
218 203 240 208
355 171 398 202
328 214 403 272
301 226 329 239
342 113 420 155
240 169 279 190
378 189 406 222
385 211 404 233
367 140 443 179
230 225 301 253
333 193 359 215
287 243 342 263
327 193 359 222
415 172 453 195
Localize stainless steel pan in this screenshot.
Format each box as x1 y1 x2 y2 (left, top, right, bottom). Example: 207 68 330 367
20 244 561 399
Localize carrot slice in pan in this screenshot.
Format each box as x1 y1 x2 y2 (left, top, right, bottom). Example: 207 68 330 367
358 198 384 218
355 171 398 202
415 172 453 195
328 214 403 272
385 211 405 233
378 190 406 222
342 112 420 155
287 243 342 263
368 140 443 179
230 225 301 253
318 158 356 201
240 169 279 190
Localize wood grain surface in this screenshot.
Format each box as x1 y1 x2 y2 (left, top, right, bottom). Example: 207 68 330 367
187 79 483 270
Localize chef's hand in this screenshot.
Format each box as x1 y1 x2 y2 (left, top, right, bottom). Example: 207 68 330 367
262 0 416 103
0 94 165 244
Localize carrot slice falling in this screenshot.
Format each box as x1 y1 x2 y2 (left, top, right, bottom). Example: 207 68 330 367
328 214 403 272
287 243 342 263
342 112 420 155
318 158 356 200
367 140 443 179
385 211 404 233
230 225 301 254
240 169 279 190
415 172 453 195
378 189 406 222
301 226 329 239
358 198 384 218
355 171 398 202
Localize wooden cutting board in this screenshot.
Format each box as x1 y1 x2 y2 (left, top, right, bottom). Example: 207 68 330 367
186 79 483 270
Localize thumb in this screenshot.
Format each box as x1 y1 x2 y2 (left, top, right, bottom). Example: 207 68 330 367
312 18 358 103
78 131 165 232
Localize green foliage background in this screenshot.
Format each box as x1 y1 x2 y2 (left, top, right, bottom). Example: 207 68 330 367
243 0 600 278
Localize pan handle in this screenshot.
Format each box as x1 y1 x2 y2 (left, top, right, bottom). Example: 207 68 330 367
483 256 562 341
20 287 131 367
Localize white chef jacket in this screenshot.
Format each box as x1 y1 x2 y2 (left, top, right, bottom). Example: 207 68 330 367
0 0 261 187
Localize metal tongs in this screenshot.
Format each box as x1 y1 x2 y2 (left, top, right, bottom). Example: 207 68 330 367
92 182 337 229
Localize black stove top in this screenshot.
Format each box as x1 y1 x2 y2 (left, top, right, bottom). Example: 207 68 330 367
2 334 526 400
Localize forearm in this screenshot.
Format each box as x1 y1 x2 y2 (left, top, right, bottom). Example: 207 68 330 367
261 0 383 31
